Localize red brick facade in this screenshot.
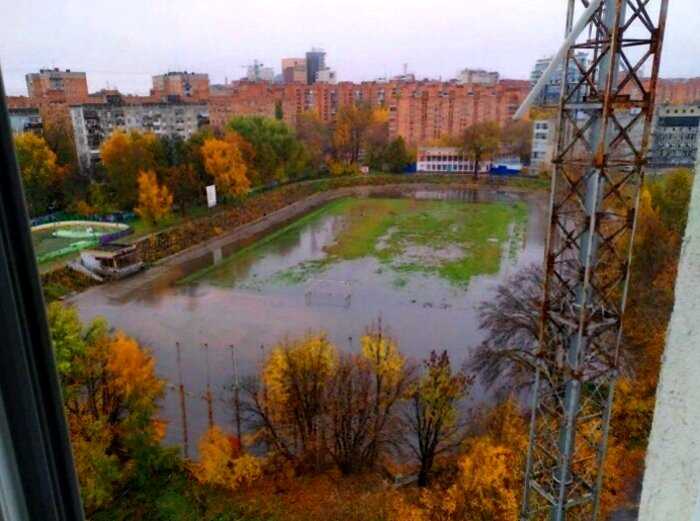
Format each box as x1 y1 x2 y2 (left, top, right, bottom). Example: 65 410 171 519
655 78 700 105
207 79 530 145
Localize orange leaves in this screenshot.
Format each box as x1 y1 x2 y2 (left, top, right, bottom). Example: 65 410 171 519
201 133 251 198
194 426 263 491
100 130 160 209
106 331 165 412
48 303 166 513
394 398 527 521
135 169 173 224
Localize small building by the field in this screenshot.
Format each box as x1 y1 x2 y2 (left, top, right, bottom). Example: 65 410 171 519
80 243 143 279
490 156 523 175
416 147 491 174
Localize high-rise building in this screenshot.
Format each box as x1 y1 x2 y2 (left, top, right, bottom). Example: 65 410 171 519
315 69 337 84
281 58 307 84
25 68 88 103
70 96 209 172
151 71 210 101
649 103 700 168
529 53 588 106
305 48 326 85
246 61 275 83
457 69 499 85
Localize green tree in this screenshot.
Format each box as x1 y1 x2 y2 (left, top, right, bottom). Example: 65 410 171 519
275 100 284 121
227 116 306 185
156 135 205 214
382 136 413 173
461 121 501 176
13 132 65 216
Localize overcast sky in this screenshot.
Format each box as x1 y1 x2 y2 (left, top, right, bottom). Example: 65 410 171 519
2 0 698 96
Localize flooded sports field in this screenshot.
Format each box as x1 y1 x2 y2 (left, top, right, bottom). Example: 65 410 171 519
70 187 546 448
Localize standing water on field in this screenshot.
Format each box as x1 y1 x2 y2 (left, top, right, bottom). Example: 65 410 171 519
70 188 546 449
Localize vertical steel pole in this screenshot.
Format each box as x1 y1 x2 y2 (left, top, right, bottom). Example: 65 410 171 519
176 342 189 458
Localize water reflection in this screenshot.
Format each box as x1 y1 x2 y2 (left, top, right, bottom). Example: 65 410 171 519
70 189 546 450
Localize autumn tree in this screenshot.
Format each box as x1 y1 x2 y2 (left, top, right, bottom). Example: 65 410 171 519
394 399 528 521
193 426 263 491
326 335 412 474
13 132 65 216
201 134 251 198
461 121 501 176
135 169 173 224
47 302 165 514
244 333 337 469
42 109 79 172
243 323 412 475
42 110 84 208
296 111 331 171
100 130 161 210
332 104 386 166
500 119 533 164
649 168 693 235
332 104 364 164
404 351 471 486
359 320 413 465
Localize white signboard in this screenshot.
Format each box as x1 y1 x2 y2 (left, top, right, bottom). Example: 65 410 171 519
206 185 217 208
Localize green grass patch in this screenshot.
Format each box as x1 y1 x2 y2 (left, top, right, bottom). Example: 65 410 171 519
234 197 529 289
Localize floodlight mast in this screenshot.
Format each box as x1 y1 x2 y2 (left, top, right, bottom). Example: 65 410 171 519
519 1 669 520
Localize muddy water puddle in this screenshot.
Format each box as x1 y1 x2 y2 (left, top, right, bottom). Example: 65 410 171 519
71 188 546 449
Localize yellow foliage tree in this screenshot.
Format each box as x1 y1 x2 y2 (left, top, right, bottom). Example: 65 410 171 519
135 169 173 224
47 303 165 514
201 135 251 197
13 132 65 215
100 130 160 209
394 399 527 521
360 325 405 386
194 425 263 490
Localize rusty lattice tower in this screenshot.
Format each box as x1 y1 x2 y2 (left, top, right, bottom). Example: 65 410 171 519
520 1 668 519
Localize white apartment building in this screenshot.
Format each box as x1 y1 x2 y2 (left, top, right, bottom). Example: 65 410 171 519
70 101 209 172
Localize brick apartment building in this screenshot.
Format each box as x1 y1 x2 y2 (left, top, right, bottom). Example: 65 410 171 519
655 78 700 105
25 68 89 104
151 71 210 101
281 58 307 84
207 79 530 145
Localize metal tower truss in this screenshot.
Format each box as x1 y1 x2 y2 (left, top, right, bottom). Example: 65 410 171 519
521 1 668 520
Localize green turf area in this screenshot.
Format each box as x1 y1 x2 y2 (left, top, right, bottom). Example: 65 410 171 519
313 197 528 287
188 197 528 289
